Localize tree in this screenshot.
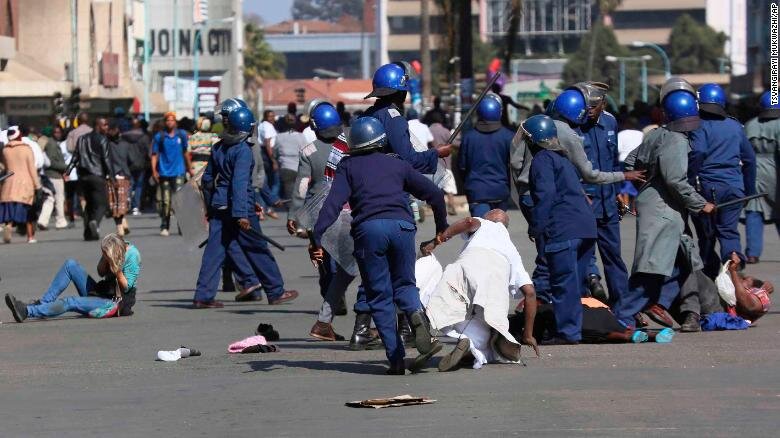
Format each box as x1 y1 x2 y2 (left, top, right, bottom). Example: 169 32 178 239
563 23 627 87
586 0 623 79
668 14 727 74
503 0 522 68
243 23 286 101
291 0 363 22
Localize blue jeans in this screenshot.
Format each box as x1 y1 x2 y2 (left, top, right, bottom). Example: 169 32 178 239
468 199 510 218
744 211 764 258
353 219 423 363
130 170 145 210
26 259 112 318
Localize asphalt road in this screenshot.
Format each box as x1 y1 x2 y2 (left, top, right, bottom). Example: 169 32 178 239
1 211 779 437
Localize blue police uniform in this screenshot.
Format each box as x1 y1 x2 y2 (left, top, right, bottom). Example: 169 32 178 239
529 149 597 342
363 101 439 174
689 114 757 273
314 152 448 364
194 138 259 302
194 138 285 302
578 111 630 306
458 125 514 217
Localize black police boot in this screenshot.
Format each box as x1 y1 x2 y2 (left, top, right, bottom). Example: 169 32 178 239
408 309 438 355
397 313 415 347
587 274 608 303
221 269 236 293
349 313 382 351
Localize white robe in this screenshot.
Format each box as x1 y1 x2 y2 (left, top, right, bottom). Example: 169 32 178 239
419 219 532 369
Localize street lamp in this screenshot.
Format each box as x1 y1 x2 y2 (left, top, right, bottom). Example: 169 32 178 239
631 41 671 79
605 55 653 105
193 17 235 117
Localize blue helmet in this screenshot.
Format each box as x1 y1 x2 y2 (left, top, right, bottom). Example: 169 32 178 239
477 94 502 122
348 117 387 154
697 83 726 107
365 63 410 99
521 114 557 145
663 90 699 132
698 83 727 116
549 90 587 125
219 98 248 119
759 91 780 119
227 107 256 134
310 102 341 133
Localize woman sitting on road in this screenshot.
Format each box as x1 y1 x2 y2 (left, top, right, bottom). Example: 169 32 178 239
4 233 141 322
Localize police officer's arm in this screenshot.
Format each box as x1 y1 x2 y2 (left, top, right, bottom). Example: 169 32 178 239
386 116 439 173
403 162 448 235
659 137 710 213
230 146 253 221
287 148 312 230
561 131 625 184
312 163 351 248
529 153 556 238
200 155 215 208
739 131 758 196
510 130 532 191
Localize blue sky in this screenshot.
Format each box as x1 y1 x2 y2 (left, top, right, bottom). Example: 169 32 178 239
243 0 293 25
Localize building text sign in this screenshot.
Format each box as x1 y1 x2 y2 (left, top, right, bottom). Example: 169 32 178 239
149 28 232 57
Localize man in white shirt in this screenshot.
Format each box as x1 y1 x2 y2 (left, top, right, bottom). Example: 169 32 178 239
259 110 281 218
406 109 434 148
419 209 539 372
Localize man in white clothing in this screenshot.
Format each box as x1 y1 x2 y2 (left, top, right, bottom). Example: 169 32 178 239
406 109 434 148
419 209 539 371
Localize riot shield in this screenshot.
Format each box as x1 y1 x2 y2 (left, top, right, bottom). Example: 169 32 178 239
172 178 209 249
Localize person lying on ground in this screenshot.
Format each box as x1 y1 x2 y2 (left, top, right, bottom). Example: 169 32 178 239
419 209 539 372
4 233 141 322
675 252 773 331
511 297 675 345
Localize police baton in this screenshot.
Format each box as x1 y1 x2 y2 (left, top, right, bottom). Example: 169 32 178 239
198 225 286 251
714 193 768 210
447 72 502 145
0 171 14 183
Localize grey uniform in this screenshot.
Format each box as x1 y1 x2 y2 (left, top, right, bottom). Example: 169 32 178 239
744 117 779 220
510 119 624 195
625 127 707 276
288 139 331 223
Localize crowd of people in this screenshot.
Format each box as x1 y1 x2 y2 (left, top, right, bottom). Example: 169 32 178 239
1 61 777 376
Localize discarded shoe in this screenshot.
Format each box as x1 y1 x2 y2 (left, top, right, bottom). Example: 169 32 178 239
255 323 280 341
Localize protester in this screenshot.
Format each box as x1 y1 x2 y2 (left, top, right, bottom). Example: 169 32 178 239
743 90 779 264
65 112 92 152
616 118 644 214
689 83 756 276
420 210 539 371
259 110 281 219
275 113 308 201
427 111 457 215
615 79 716 330
151 112 193 236
4 233 141 322
187 116 218 176
422 96 450 128
458 94 514 217
311 116 448 375
72 117 113 241
285 101 355 342
336 101 351 127
490 75 529 129
124 117 151 216
525 114 597 344
406 109 433 148
37 125 69 230
60 130 81 223
0 126 41 243
107 120 133 237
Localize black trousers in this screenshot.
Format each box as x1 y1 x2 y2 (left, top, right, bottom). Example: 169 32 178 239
80 174 107 238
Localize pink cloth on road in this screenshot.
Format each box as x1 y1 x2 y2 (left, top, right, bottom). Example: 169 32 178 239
227 335 268 353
